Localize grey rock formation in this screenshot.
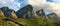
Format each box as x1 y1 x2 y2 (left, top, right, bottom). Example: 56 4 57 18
0 7 17 18
16 5 33 18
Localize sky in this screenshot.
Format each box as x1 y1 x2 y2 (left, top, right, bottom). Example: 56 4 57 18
46 0 60 15
0 0 60 16
0 0 20 11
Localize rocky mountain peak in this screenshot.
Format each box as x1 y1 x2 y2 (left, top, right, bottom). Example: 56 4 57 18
36 9 45 16
47 13 59 20
16 5 33 18
0 7 17 19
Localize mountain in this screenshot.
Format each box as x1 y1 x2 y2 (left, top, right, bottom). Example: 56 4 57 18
16 5 46 19
16 5 33 18
0 5 59 20
47 13 60 22
16 4 59 20
47 13 59 20
36 9 45 17
0 5 60 26
0 7 18 19
32 9 46 19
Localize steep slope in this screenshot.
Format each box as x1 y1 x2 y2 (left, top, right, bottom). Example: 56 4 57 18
47 13 60 22
11 12 18 19
16 4 48 19
16 5 33 18
32 9 45 19
0 10 5 17
0 10 6 19
36 9 45 17
0 7 18 19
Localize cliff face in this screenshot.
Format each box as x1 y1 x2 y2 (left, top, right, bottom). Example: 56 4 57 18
0 10 4 17
16 5 46 19
32 9 46 19
16 4 60 20
16 5 33 18
36 9 45 16
47 13 60 21
11 12 18 19
0 7 17 19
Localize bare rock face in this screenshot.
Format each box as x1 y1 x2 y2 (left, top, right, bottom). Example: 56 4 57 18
47 13 60 22
33 13 40 19
47 13 59 20
0 10 6 19
0 7 12 17
36 9 45 17
0 7 18 19
0 10 5 17
11 11 18 19
16 4 46 19
16 5 33 18
16 4 48 19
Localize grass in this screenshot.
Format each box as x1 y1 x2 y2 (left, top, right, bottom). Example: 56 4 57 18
0 16 60 26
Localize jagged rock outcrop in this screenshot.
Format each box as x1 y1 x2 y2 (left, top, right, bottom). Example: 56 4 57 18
0 7 17 18
33 13 40 19
11 12 18 19
47 13 59 20
0 5 59 21
33 9 49 19
0 10 5 17
0 10 6 19
16 5 46 19
33 9 45 18
36 9 45 17
16 5 33 18
0 7 12 17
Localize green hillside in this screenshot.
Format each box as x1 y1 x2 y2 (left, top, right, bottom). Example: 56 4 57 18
0 16 60 26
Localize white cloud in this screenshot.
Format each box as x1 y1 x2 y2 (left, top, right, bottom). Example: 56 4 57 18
43 2 60 15
0 0 20 11
46 0 60 16
21 0 60 16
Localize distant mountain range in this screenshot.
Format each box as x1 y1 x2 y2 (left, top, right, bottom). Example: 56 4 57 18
0 4 60 21
0 4 60 26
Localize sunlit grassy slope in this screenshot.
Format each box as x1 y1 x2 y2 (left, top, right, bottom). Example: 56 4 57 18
0 15 60 26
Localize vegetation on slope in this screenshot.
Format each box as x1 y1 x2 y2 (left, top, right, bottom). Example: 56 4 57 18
0 16 60 26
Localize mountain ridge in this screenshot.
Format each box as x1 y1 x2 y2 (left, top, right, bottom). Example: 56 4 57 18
0 5 59 20
0 4 60 26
